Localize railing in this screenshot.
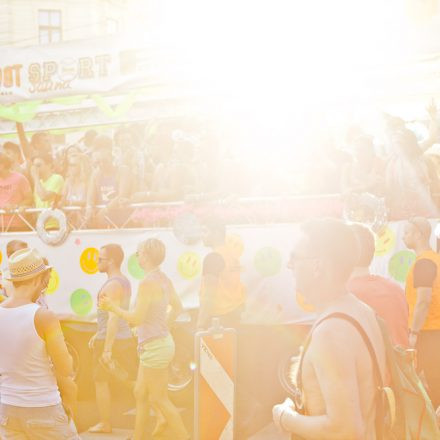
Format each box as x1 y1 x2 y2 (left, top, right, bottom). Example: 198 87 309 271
0 194 344 233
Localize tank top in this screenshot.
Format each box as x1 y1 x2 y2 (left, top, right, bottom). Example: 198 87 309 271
0 303 61 407
66 180 87 205
137 269 172 347
96 276 132 340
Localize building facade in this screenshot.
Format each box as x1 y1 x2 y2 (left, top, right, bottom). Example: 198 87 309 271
0 0 129 47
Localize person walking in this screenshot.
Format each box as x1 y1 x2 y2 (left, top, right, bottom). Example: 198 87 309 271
273 219 386 439
348 223 409 347
99 238 189 440
88 244 137 434
0 248 79 439
403 216 440 408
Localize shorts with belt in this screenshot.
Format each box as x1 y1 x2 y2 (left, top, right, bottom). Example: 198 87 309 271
0 403 80 440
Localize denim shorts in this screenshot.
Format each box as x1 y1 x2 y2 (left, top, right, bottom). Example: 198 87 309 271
0 403 80 439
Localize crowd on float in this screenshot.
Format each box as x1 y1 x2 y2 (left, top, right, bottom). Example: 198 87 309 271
2 102 440 231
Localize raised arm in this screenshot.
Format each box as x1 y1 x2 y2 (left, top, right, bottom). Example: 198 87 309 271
100 279 157 326
15 122 33 161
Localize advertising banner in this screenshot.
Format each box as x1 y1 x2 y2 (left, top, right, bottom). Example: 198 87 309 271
0 38 160 104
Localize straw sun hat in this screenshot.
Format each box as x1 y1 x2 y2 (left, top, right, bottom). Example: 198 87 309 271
4 248 52 282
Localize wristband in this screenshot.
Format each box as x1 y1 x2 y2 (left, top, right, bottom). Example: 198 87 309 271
279 408 289 432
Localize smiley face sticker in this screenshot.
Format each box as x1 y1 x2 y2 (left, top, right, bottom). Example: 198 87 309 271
46 268 60 295
254 246 282 277
80 247 99 274
225 233 245 258
374 227 396 257
296 292 315 312
177 252 201 280
70 288 93 316
388 250 416 283
128 253 145 280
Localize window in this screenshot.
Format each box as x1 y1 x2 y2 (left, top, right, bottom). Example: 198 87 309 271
39 10 62 44
106 19 118 35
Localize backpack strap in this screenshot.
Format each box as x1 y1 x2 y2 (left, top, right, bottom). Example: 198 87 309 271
297 312 385 439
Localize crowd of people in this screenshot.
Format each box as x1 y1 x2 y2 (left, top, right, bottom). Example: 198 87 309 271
2 214 440 438
1 103 440 231
0 217 244 439
273 217 440 438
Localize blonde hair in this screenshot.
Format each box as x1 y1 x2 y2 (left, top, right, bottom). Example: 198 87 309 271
139 238 166 266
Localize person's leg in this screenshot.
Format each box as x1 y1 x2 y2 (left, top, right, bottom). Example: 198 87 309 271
89 341 112 432
133 364 150 440
418 331 440 408
91 381 112 431
145 367 189 440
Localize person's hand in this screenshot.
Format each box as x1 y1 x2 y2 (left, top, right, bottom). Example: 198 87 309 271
100 350 112 365
273 397 295 432
88 333 97 350
99 294 115 312
409 332 418 349
436 406 440 427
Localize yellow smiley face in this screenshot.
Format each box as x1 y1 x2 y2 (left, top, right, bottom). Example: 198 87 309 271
374 227 396 257
80 247 99 274
46 268 60 295
177 252 201 280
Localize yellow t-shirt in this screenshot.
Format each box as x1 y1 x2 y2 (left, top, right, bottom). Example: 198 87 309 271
34 174 64 209
406 250 440 331
34 174 64 229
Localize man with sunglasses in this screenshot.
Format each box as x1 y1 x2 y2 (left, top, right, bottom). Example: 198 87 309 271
88 244 137 434
404 216 440 408
273 219 386 439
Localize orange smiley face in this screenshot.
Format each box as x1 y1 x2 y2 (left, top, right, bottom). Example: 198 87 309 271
80 247 99 274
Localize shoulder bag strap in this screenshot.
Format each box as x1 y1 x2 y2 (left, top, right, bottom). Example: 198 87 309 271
297 312 384 439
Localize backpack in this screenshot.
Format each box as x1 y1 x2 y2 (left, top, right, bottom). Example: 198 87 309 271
296 312 440 440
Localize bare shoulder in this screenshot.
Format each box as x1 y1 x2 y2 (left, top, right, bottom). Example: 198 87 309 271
138 278 162 297
35 307 60 336
102 279 124 297
309 318 364 363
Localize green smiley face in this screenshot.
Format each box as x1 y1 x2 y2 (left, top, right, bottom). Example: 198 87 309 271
70 288 93 316
388 250 416 283
254 247 282 277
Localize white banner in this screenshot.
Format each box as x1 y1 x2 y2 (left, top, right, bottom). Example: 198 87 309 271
0 38 160 104
0 221 426 323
